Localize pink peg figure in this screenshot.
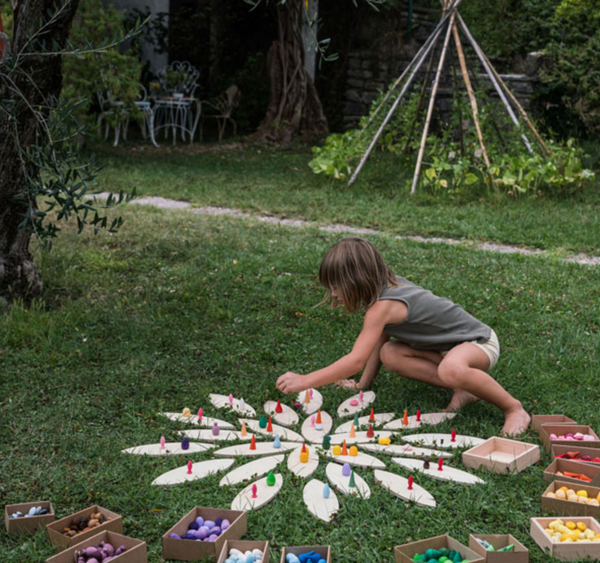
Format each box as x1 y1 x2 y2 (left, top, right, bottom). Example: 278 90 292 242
408 475 413 490
416 409 421 422
309 388 314 400
187 461 193 475
212 422 220 436
251 484 258 499
160 436 166 450
228 394 234 406
359 390 364 403
437 458 444 471
197 408 203 420
451 429 457 442
310 415 316 428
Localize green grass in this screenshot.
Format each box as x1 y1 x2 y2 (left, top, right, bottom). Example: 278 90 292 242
1 206 599 562
94 142 600 256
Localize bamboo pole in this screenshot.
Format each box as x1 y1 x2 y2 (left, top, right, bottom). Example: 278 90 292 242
456 16 538 154
451 22 492 173
410 11 456 194
449 42 465 156
347 18 450 186
363 0 464 131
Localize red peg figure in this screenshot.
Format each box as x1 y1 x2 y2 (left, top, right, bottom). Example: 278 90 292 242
249 434 257 450
402 409 409 426
369 407 375 422
366 424 375 438
451 429 457 443
187 461 193 475
267 417 273 432
438 457 444 471
275 400 283 414
408 475 413 490
160 435 166 450
251 484 258 499
197 407 203 420
301 443 307 454
416 409 421 422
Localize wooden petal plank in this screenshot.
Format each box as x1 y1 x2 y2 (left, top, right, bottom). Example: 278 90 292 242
383 412 456 430
264 401 299 427
122 442 214 456
334 412 395 433
241 419 303 442
231 474 283 511
322 449 385 469
287 445 319 479
219 455 285 487
209 394 256 417
360 443 452 459
301 411 333 444
151 459 234 486
325 462 370 498
391 457 485 485
337 391 376 418
402 433 485 449
296 389 323 416
303 479 339 523
374 469 436 508
329 430 394 445
213 441 298 457
179 429 248 442
159 412 234 429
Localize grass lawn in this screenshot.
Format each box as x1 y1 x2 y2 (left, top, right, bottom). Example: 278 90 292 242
94 142 600 256
1 205 599 562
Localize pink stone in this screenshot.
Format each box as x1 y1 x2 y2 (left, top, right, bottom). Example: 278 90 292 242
583 435 595 441
350 399 359 406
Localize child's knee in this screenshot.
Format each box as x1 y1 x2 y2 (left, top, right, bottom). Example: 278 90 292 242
437 360 466 387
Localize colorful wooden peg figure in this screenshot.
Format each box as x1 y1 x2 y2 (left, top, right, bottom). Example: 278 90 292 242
160 436 166 450
342 463 351 477
309 388 314 400
300 445 309 463
275 400 283 413
353 411 359 428
316 409 322 425
451 429 457 442
366 424 374 438
182 407 191 418
181 437 190 450
408 475 413 490
359 390 364 402
186 461 193 475
212 422 220 436
266 471 276 486
349 423 356 438
267 417 273 432
369 407 375 422
349 469 357 488
416 409 421 422
273 435 281 448
251 484 258 498
228 394 234 406
240 421 248 437
304 390 310 404
323 483 331 499
239 398 246 411
322 435 331 450
402 409 409 426
341 440 348 456
197 407 203 420
438 457 444 471
301 443 307 454
249 434 257 450
259 415 268 429
310 415 316 428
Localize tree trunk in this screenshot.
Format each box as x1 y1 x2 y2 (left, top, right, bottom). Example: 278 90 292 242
0 0 79 300
254 0 328 144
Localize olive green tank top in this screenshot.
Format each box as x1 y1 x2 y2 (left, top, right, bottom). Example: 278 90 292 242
379 276 492 351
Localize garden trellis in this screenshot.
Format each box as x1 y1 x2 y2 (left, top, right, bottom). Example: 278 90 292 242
348 0 552 192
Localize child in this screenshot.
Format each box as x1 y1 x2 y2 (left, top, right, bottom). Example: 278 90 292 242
276 237 530 436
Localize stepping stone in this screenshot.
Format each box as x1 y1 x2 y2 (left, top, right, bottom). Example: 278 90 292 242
231 474 283 511
325 462 370 498
303 479 339 523
360 443 452 458
219 455 285 487
241 418 303 442
391 457 485 485
329 430 394 445
209 394 256 416
383 412 456 430
322 449 385 469
402 433 485 449
287 445 319 479
151 459 234 486
122 442 214 456
296 389 323 416
213 441 297 457
159 412 234 429
337 391 376 418
178 429 248 442
301 411 333 443
374 469 436 508
334 412 395 433
264 401 299 427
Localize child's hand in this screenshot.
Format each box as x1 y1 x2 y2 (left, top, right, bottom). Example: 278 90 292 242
276 372 306 394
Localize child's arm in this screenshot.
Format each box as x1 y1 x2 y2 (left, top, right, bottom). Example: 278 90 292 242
276 302 399 394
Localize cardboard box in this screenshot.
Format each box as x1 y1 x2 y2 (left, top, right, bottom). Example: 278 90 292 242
541 480 600 517
280 546 330 563
468 534 529 563
539 425 600 453
394 534 484 563
46 504 122 550
218 540 270 563
5 501 54 534
532 415 576 435
552 444 600 464
530 516 600 561
46 530 146 563
162 506 247 561
462 437 540 474
543 459 600 486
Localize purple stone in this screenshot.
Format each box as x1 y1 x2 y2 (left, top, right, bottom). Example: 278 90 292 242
209 526 221 535
182 533 196 540
207 534 218 542
204 520 215 529
214 517 223 527
221 519 230 531
194 529 206 539
195 516 204 526
188 521 199 531
169 533 180 539
196 526 209 540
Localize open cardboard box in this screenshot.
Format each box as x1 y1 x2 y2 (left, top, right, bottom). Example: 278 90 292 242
468 534 529 563
532 415 576 435
217 540 270 563
46 504 122 550
394 534 484 563
552 444 600 465
543 458 600 486
462 437 540 474
162 506 247 561
542 480 600 517
530 516 600 561
4 501 54 534
539 425 600 453
280 546 330 563
46 530 146 563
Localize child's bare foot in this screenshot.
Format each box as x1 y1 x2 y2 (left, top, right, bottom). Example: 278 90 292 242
334 379 358 390
443 389 480 412
502 403 531 436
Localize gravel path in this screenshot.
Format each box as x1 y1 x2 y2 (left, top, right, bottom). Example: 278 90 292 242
95 194 600 266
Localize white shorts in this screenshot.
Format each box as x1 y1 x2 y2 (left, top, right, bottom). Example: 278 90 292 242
441 329 500 371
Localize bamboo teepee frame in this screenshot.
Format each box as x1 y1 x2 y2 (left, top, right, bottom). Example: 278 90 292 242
347 0 551 192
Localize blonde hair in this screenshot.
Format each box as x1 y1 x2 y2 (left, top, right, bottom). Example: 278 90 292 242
318 237 398 313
